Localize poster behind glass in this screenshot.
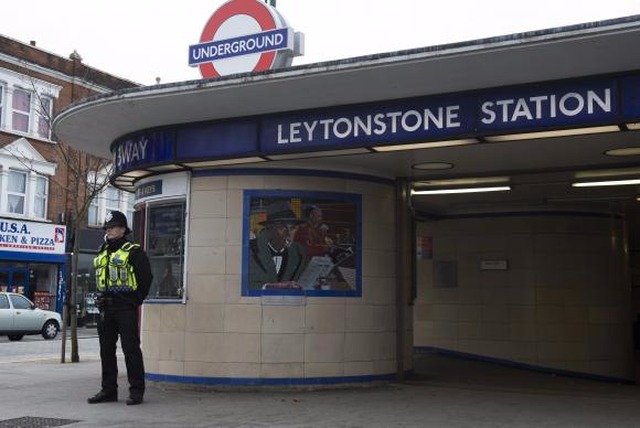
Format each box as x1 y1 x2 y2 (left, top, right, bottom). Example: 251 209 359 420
146 202 185 299
242 190 361 297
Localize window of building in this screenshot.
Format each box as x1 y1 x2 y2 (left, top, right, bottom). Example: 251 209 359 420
0 68 61 141
7 170 26 214
126 192 135 222
12 88 31 133
0 138 55 219
88 186 99 226
87 182 135 228
37 96 52 139
105 186 120 214
34 175 48 218
0 84 4 128
138 201 186 300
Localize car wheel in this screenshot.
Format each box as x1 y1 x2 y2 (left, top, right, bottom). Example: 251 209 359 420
8 334 24 341
42 320 59 339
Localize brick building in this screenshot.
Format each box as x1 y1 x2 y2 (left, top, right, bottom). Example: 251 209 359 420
0 35 139 313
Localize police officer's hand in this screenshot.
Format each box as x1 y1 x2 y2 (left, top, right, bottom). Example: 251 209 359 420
96 296 106 311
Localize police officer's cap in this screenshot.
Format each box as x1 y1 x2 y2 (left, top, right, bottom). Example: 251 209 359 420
103 210 131 234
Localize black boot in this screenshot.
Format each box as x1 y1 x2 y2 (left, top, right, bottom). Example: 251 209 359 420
87 391 118 404
126 396 143 405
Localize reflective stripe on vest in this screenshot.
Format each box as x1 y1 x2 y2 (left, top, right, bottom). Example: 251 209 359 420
93 242 140 293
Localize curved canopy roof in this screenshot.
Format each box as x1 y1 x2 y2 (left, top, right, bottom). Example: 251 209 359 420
53 16 640 217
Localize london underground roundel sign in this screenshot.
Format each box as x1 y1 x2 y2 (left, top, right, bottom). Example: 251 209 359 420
189 0 304 79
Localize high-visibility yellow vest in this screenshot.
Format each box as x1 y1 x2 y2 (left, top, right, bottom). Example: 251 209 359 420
93 242 140 292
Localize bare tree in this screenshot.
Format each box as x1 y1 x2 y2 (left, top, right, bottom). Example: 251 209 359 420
56 149 112 363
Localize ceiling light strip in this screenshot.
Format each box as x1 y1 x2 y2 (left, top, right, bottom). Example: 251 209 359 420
412 186 511 195
571 179 640 187
484 125 620 142
372 138 477 152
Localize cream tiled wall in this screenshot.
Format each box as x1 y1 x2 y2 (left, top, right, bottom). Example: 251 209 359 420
142 173 406 383
414 214 633 380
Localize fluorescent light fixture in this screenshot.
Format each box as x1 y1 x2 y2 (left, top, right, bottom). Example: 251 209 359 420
627 123 640 130
372 138 477 152
412 162 454 171
572 178 640 187
121 170 151 178
266 148 370 160
113 179 135 190
412 186 511 195
146 164 184 172
605 147 640 157
414 176 510 187
182 157 266 167
484 125 619 142
575 167 640 179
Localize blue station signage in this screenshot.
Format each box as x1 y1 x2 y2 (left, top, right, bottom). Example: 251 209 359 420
111 73 640 174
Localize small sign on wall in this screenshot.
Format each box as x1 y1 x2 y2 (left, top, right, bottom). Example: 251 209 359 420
480 260 509 271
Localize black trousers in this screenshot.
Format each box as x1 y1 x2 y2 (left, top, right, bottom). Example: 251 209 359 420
97 306 145 398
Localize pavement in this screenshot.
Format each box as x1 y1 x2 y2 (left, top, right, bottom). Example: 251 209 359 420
1 344 640 427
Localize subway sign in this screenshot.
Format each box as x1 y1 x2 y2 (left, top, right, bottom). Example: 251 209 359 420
189 0 304 78
112 73 640 174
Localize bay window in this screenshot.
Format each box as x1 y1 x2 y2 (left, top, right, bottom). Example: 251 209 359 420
0 68 61 140
0 138 54 219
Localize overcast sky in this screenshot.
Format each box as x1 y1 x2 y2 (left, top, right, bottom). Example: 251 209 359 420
3 0 640 85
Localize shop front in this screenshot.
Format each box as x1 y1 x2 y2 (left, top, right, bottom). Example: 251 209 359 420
0 220 67 312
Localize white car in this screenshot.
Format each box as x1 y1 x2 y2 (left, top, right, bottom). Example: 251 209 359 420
0 292 61 341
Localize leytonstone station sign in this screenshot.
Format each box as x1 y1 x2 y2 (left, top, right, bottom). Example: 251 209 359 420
112 73 640 176
189 0 304 78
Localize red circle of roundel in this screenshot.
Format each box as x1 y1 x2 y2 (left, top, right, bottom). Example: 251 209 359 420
199 0 277 78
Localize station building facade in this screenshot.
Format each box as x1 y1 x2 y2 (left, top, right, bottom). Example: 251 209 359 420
54 15 640 386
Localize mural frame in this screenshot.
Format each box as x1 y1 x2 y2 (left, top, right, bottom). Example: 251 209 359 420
241 189 362 297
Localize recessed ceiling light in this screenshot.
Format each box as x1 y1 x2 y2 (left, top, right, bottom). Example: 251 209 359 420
412 162 454 171
604 147 640 157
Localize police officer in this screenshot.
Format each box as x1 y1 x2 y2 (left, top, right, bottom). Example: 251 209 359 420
87 210 152 406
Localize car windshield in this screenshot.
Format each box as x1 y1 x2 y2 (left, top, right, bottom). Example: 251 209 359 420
10 294 32 310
